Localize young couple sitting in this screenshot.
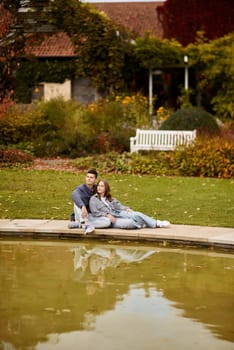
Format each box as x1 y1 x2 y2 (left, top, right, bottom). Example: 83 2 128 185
69 168 170 234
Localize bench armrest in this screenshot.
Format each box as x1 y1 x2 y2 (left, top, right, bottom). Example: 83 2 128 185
130 136 137 153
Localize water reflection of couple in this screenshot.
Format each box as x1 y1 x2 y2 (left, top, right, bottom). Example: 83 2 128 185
69 168 170 233
71 246 156 276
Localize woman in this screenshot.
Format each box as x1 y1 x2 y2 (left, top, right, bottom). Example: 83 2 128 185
89 179 170 229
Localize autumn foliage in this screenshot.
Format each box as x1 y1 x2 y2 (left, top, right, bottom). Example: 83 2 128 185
157 0 234 45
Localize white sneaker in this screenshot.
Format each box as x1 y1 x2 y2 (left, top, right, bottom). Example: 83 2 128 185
68 221 82 229
84 224 95 234
156 220 170 228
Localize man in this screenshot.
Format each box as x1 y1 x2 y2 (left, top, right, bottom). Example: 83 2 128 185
69 168 111 234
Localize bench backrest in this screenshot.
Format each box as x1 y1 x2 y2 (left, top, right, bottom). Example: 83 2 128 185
130 129 196 152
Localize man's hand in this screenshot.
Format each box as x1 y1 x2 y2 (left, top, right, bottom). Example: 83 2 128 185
81 206 88 219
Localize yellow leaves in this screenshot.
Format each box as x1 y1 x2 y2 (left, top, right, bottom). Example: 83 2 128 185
87 103 98 112
156 106 170 121
110 93 149 128
114 93 148 107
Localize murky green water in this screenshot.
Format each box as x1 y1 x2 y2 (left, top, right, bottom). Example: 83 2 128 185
0 239 233 350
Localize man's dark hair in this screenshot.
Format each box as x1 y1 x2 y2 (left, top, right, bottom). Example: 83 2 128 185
87 168 98 178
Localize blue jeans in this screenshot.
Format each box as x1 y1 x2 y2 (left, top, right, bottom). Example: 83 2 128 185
115 210 157 228
111 217 140 229
74 204 111 228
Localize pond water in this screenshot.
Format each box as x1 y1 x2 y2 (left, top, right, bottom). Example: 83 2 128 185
0 239 233 350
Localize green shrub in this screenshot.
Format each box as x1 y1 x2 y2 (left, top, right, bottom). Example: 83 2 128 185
1 98 230 163
83 96 150 153
72 152 132 173
0 98 88 157
130 153 176 176
72 152 174 176
31 98 81 156
71 132 234 178
66 96 150 155
0 97 146 157
160 106 220 135
109 93 150 128
83 101 128 153
0 104 37 145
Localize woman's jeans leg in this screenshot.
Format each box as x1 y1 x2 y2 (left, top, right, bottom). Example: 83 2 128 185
130 211 157 228
88 214 111 228
73 204 111 228
116 210 157 228
110 210 141 229
111 218 140 229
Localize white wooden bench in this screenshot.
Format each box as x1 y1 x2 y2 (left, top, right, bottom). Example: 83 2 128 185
130 129 196 153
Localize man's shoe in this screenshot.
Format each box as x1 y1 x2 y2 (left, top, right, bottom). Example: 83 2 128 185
68 221 82 229
84 224 95 234
156 220 170 228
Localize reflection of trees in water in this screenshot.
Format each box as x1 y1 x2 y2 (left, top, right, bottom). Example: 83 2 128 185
158 253 234 342
0 243 156 349
0 242 233 349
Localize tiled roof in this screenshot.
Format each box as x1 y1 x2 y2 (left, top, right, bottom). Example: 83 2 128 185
92 1 164 38
27 32 75 57
27 1 164 57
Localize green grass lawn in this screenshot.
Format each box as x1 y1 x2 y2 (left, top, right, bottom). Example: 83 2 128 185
0 169 233 227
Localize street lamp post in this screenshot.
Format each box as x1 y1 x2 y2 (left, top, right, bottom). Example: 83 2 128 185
148 69 162 117
149 70 153 116
184 55 189 90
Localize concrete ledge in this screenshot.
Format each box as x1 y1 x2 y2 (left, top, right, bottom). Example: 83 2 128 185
0 219 233 250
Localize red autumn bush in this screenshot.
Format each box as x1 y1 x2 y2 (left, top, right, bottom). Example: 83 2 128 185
172 133 234 178
0 149 34 167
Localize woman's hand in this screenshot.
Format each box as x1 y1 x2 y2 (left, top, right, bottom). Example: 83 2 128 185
107 214 116 223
